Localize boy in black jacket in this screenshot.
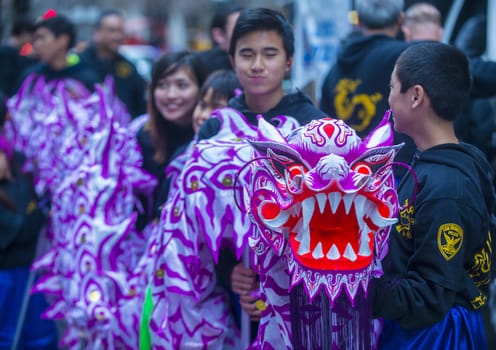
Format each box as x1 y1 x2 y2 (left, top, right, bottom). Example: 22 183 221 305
374 41 495 349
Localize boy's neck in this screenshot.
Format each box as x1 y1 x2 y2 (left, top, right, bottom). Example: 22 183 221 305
48 53 69 71
245 89 285 114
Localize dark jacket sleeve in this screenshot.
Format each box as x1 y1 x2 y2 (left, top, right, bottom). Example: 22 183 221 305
197 117 221 141
373 199 482 329
470 58 496 98
0 207 45 250
320 67 335 114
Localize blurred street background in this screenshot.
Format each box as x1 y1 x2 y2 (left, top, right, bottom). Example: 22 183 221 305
0 0 494 99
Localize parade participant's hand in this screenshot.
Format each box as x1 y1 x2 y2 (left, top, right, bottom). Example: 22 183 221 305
239 288 262 322
231 263 258 295
0 151 12 180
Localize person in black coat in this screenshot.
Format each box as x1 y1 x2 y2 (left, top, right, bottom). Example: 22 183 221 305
79 9 147 118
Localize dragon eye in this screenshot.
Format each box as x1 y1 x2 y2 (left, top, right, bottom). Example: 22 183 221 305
352 162 372 175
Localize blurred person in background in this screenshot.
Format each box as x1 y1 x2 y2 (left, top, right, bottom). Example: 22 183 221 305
17 13 99 93
192 69 241 133
320 0 415 181
0 17 37 97
197 4 243 77
79 9 147 118
401 2 444 42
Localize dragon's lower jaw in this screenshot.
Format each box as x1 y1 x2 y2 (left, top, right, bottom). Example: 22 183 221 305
288 230 374 271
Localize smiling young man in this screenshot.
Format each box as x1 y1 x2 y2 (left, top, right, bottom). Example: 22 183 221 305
193 7 326 344
374 41 495 349
197 7 325 140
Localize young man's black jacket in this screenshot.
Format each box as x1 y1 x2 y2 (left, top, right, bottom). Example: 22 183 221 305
0 153 47 269
16 60 100 93
373 142 496 329
320 32 414 179
79 45 147 118
135 122 195 230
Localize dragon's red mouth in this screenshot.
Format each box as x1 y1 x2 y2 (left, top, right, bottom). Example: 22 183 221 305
258 190 393 271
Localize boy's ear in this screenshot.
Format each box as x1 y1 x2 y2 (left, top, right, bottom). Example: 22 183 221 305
229 54 235 68
286 56 294 72
211 28 227 48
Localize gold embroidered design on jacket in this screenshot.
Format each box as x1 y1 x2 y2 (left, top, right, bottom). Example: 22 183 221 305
468 231 492 287
437 223 463 260
116 61 132 78
470 293 487 309
396 198 414 239
333 79 382 132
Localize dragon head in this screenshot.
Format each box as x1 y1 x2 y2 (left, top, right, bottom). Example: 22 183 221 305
247 113 401 301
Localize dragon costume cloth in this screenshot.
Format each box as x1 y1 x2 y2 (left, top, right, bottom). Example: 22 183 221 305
145 105 400 349
241 112 402 349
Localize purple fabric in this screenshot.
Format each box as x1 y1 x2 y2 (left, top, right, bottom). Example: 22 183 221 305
6 74 156 349
144 108 300 348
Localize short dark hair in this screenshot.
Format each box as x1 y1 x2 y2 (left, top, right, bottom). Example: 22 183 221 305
12 16 35 36
95 9 124 29
34 15 76 49
395 42 472 121
229 7 294 59
210 4 244 32
356 0 404 29
200 69 241 103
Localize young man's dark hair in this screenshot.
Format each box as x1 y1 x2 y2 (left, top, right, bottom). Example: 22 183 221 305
34 15 76 50
396 41 472 121
229 7 294 59
94 9 124 29
12 16 35 37
210 4 244 43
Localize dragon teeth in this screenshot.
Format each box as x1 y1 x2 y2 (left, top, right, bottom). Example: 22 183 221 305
343 243 357 261
326 244 340 260
316 193 327 214
342 193 355 214
353 195 367 221
312 242 324 259
328 192 341 214
293 218 303 241
297 226 311 255
358 230 371 256
302 197 315 229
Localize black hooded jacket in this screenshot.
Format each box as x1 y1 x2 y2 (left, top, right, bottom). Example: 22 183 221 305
320 33 415 179
79 45 147 118
374 142 495 329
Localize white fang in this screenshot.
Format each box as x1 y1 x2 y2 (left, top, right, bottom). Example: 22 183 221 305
312 242 324 259
326 244 340 260
343 243 357 261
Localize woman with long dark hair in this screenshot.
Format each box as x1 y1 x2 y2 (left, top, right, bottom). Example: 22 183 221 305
135 51 205 229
